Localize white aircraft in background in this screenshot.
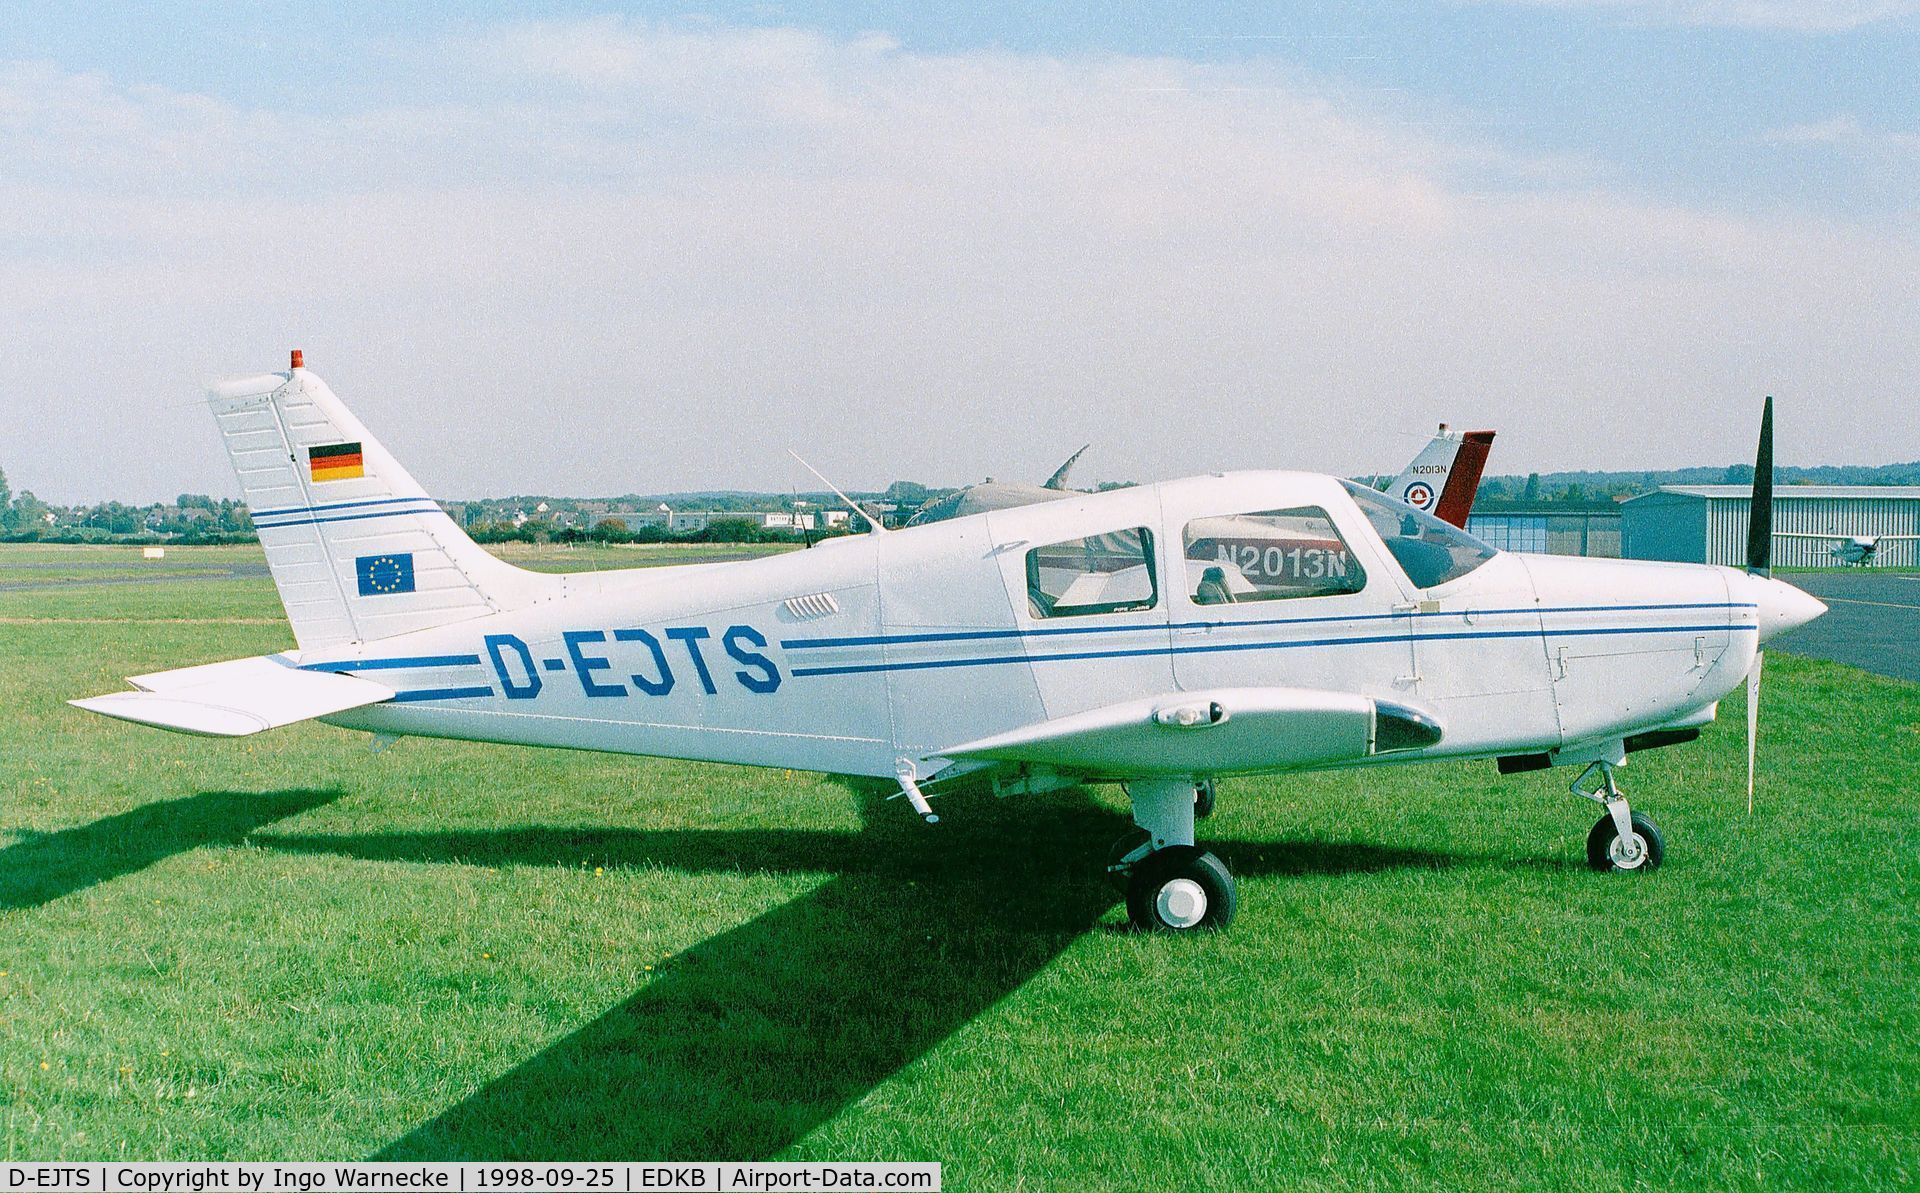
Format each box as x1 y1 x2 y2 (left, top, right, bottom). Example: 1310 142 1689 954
74 359 1824 931
909 424 1495 530
905 444 1092 525
1773 530 1920 566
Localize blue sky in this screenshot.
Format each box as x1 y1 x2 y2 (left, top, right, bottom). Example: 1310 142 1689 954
2 2 1916 501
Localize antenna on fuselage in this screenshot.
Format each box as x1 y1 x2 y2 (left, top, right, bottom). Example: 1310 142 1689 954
788 449 888 535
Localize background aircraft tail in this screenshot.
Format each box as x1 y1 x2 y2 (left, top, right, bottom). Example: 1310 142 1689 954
1385 424 1495 529
208 352 549 651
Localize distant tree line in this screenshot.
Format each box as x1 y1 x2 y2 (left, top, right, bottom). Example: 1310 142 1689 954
0 465 257 543
465 517 838 547
1472 459 1920 511
10 453 1916 546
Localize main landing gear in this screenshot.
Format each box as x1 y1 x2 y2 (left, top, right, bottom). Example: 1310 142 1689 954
1571 761 1665 873
1108 778 1236 931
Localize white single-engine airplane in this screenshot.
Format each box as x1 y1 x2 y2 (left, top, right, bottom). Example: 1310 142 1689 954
1774 529 1920 567
75 359 1825 931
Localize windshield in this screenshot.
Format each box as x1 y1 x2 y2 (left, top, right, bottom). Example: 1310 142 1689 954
1342 481 1498 589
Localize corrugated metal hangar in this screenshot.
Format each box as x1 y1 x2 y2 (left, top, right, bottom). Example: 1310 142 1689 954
1621 485 1920 566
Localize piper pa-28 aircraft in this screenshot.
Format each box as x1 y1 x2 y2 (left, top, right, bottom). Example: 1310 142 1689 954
74 358 1826 931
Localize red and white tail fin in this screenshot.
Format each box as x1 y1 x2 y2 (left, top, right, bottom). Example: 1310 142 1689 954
1385 424 1495 529
209 352 551 651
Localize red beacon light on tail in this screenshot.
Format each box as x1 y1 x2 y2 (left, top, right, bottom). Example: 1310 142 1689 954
290 349 304 370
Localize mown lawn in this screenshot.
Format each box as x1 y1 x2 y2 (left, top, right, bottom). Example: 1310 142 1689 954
1 544 1915 1186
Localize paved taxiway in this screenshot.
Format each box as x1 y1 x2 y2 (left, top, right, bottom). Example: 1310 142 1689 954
1774 572 1920 683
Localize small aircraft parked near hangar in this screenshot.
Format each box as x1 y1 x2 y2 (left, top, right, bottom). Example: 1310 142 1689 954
74 358 1824 931
1774 529 1920 567
908 424 1495 530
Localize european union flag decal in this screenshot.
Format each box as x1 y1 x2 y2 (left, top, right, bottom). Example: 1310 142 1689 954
355 553 416 597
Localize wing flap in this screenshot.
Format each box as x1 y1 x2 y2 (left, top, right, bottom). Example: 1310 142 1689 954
71 654 394 737
935 687 1441 777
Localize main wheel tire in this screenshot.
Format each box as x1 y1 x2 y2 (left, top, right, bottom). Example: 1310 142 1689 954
1126 846 1237 932
1105 828 1152 890
1194 780 1217 820
1586 811 1665 873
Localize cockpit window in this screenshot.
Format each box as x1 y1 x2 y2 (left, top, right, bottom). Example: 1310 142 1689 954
1026 528 1158 617
1342 481 1498 589
1182 508 1366 604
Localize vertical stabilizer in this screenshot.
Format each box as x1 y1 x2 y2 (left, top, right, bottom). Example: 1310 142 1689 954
209 358 549 651
1385 425 1496 529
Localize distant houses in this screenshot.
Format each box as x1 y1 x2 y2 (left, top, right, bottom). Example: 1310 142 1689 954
6 484 898 545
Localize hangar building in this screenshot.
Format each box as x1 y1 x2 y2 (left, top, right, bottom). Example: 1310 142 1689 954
1621 485 1920 567
1467 509 1621 557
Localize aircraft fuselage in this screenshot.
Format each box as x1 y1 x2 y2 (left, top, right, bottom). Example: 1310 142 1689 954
316 471 1810 783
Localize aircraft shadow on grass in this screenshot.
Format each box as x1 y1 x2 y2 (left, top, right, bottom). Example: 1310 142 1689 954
0 787 340 910
258 788 1464 1162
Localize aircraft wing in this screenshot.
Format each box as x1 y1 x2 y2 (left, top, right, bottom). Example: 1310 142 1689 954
70 654 394 737
933 687 1442 778
1772 531 1850 541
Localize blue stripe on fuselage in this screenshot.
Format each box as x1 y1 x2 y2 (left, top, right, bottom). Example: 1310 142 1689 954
299 655 483 672
387 685 496 702
787 621 1756 679
779 602 1758 652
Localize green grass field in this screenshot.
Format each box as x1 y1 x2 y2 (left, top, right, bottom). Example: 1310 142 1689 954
2 544 1915 1186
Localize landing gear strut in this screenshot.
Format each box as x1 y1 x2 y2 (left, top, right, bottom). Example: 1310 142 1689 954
1109 778 1236 931
1571 761 1664 873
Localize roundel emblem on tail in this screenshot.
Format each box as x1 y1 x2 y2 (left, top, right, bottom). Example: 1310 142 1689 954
1403 481 1436 510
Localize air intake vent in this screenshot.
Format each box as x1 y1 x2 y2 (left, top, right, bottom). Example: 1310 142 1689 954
783 592 841 621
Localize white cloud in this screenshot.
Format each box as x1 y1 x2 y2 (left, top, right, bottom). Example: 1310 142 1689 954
1765 115 1920 154
1464 0 1920 31
0 22 1915 504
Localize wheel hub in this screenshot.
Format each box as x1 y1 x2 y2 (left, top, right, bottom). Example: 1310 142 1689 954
1610 832 1647 869
1155 878 1209 928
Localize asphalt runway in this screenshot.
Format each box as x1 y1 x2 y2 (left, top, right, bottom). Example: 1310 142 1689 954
1773 572 1920 684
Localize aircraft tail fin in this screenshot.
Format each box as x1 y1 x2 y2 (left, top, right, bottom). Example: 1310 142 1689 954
209 354 550 651
1043 444 1090 491
1384 425 1495 529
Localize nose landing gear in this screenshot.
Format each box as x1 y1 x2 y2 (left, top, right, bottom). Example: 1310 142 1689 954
1109 778 1237 931
1571 761 1665 873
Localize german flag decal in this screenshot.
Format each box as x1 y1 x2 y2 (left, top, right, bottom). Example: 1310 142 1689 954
309 441 365 483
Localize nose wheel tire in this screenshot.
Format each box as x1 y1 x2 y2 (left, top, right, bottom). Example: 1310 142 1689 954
1194 780 1216 820
1125 846 1237 932
1586 811 1665 873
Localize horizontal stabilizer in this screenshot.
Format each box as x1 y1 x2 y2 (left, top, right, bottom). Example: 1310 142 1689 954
70 654 393 737
935 687 1441 777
